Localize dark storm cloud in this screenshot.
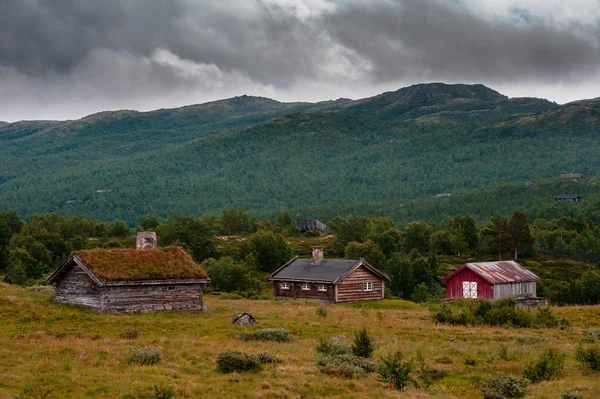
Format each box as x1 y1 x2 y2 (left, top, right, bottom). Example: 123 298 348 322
1 0 600 121
324 0 600 83
0 0 329 88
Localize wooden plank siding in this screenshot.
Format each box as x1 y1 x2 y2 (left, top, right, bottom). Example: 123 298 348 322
53 264 102 310
336 266 384 303
274 282 335 302
102 284 204 313
493 282 536 300
444 268 494 300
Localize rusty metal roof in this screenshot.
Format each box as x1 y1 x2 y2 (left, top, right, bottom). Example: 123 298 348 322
442 261 539 284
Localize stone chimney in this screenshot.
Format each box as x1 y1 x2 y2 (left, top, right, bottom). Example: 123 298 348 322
311 246 324 264
136 232 157 249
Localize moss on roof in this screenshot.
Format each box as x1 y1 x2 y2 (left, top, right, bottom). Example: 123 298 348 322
76 246 208 281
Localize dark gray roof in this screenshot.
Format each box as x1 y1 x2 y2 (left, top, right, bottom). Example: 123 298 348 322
269 258 359 282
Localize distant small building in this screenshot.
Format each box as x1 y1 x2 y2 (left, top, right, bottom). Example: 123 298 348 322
293 219 328 234
554 195 581 202
47 233 210 313
442 261 540 301
267 246 390 303
560 173 584 181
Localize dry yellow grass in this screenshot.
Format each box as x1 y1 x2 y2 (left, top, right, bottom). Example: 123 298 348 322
0 282 599 399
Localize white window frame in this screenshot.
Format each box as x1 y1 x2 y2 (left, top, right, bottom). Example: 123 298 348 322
463 281 478 299
363 282 373 292
318 284 327 291
301 283 311 290
281 282 290 290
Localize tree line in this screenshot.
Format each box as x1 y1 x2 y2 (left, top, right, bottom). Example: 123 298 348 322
0 208 598 305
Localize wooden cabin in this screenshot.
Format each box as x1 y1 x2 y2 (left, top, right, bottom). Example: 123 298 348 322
442 261 539 301
47 233 210 313
554 195 581 202
267 246 390 303
292 220 328 234
560 173 584 181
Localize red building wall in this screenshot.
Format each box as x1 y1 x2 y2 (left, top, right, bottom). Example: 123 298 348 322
445 268 493 300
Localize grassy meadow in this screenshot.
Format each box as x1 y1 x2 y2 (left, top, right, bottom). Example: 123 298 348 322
1 282 599 399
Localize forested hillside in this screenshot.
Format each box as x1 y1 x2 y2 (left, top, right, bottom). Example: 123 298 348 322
0 83 597 224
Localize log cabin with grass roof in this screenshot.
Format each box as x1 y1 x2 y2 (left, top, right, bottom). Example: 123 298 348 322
47 232 210 314
267 246 391 303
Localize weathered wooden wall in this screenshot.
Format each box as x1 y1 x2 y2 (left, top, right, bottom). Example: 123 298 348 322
493 282 536 300
444 268 493 300
102 284 205 313
53 264 102 310
336 266 384 303
274 282 335 302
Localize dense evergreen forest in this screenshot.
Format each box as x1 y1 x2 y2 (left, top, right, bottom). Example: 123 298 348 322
1 83 599 225
1 209 599 306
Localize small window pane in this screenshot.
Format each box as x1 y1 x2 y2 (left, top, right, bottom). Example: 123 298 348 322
318 284 327 291
302 283 311 290
281 282 290 290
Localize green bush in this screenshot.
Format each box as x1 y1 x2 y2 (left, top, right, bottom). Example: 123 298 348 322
316 353 377 377
481 374 527 399
498 345 510 361
581 328 600 343
126 346 162 365
315 338 352 356
533 307 558 328
238 328 291 342
561 391 583 399
352 327 374 358
216 350 282 373
377 350 413 390
523 349 565 383
119 327 141 340
464 356 478 366
516 335 545 345
575 344 600 370
316 307 327 318
153 385 176 399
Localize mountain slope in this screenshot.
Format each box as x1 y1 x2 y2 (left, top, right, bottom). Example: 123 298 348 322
0 83 596 224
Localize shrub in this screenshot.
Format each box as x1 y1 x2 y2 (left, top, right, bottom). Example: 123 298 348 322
352 327 374 358
316 353 377 377
523 349 565 383
315 338 352 356
119 327 141 340
377 350 413 390
533 307 558 328
126 346 162 365
498 345 510 361
153 385 176 399
416 351 446 388
464 356 478 366
216 350 282 373
432 303 454 324
481 374 527 399
581 328 600 344
238 328 291 342
561 391 583 399
575 344 600 370
516 335 545 345
316 307 327 318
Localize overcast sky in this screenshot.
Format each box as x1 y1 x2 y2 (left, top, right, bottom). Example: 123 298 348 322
1 0 599 122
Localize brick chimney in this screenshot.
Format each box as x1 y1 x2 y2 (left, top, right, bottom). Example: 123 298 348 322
136 232 157 249
311 246 324 264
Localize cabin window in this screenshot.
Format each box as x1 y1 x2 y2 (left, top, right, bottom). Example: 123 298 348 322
281 282 290 290
463 281 477 299
167 286 176 291
363 282 373 291
301 283 311 290
318 284 327 291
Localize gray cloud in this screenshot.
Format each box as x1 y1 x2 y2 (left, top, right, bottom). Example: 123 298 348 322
0 0 599 121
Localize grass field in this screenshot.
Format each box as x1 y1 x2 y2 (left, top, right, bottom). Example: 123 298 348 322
1 283 599 399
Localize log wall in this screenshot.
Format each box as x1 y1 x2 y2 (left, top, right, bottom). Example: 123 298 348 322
336 266 384 303
102 284 205 313
53 264 102 310
274 281 335 302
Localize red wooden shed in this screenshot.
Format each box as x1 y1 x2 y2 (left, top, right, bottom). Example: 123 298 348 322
442 261 540 301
